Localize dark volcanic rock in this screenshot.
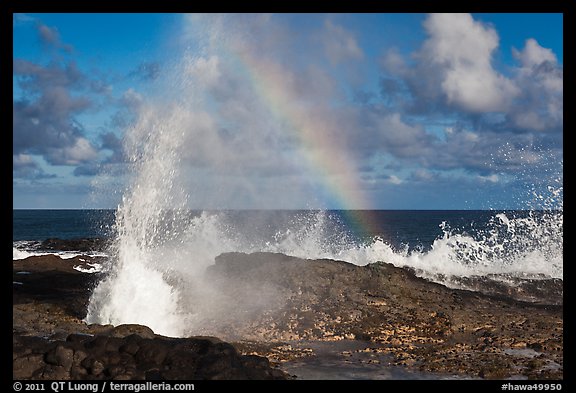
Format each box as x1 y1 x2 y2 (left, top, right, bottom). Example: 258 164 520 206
13 330 286 380
111 324 155 339
444 274 563 306
13 254 288 380
14 252 562 380
202 252 563 379
13 254 103 338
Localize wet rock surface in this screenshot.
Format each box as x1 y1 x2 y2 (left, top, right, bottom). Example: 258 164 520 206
12 254 287 380
203 252 563 379
13 249 563 380
13 331 286 380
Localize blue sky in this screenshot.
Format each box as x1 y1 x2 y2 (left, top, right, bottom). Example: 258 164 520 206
13 13 563 209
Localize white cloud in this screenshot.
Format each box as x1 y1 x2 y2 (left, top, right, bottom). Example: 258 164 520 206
463 131 479 142
411 169 434 182
13 153 56 179
388 175 403 185
54 137 99 165
513 38 557 68
379 13 562 138
321 20 364 65
422 13 498 66
417 13 519 113
509 38 563 131
380 47 406 75
13 153 35 166
370 112 435 159
478 174 499 183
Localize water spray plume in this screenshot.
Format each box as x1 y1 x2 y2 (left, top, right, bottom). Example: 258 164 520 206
86 15 562 337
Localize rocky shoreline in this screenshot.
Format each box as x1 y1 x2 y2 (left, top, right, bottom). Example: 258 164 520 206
13 245 563 380
13 254 286 380
203 252 563 379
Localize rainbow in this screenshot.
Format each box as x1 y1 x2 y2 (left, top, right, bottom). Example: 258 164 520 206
231 45 384 238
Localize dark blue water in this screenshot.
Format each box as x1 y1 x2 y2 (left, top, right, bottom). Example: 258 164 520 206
13 209 562 305
13 209 116 241
13 209 536 251
331 210 499 251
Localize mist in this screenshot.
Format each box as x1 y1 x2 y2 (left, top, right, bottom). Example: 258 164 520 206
84 14 563 337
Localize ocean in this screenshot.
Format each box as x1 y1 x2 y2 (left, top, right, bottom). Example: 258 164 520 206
13 208 563 337
12 209 496 246
13 208 558 253
13 208 562 277
13 209 115 241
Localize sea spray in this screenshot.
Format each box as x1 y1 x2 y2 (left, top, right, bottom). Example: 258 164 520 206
85 14 562 337
86 105 194 337
87 207 562 336
86 114 562 335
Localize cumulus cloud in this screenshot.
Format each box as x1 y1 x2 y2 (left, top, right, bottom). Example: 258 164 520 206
13 58 84 91
14 13 560 208
380 14 562 135
13 23 111 180
13 154 56 179
320 19 364 65
36 22 74 53
168 13 561 208
410 169 435 182
379 77 405 106
413 13 519 113
508 39 563 131
387 175 403 185
55 137 99 165
369 112 435 159
13 59 99 166
37 23 60 45
99 131 125 163
513 38 557 68
380 47 406 75
478 174 499 183
369 13 562 193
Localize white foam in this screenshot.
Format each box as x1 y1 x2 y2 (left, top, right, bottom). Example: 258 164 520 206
84 113 563 335
73 263 103 274
13 246 109 261
84 13 562 337
86 238 185 337
13 247 37 260
303 210 563 284
86 205 562 337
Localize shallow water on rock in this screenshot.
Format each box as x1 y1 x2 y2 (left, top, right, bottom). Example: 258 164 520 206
279 340 469 380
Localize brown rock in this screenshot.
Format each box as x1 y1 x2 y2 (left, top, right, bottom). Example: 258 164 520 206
42 365 71 380
45 344 74 369
111 324 155 339
13 354 45 379
13 251 562 380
